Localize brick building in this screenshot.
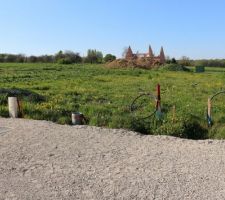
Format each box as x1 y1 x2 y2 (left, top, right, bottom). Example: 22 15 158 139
125 45 166 64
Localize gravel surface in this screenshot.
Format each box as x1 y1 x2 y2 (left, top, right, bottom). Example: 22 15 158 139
1 118 225 200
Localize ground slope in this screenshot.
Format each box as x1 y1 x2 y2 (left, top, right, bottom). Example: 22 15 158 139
0 118 225 200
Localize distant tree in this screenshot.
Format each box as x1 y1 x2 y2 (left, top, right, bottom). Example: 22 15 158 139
55 50 82 64
27 56 38 63
179 56 192 66
0 54 4 62
96 51 103 63
64 50 82 63
0 54 25 63
55 50 65 62
166 56 171 64
171 58 177 64
193 59 225 68
104 54 116 62
16 54 26 63
166 57 177 64
40 55 54 63
5 54 17 62
85 49 103 63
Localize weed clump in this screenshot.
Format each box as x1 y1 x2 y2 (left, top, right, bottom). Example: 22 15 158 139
1 63 225 140
161 64 190 72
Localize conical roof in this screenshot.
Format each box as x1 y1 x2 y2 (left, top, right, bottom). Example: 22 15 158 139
159 46 166 64
125 46 134 59
148 45 154 57
127 46 133 54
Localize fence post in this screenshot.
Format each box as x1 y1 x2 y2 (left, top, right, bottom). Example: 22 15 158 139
155 84 163 121
207 98 212 126
156 84 161 112
8 97 19 118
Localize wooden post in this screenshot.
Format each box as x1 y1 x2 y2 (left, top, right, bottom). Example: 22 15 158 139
207 98 212 126
156 84 161 112
17 98 24 118
207 98 211 119
155 84 163 121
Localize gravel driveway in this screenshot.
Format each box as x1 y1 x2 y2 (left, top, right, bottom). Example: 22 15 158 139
1 118 225 200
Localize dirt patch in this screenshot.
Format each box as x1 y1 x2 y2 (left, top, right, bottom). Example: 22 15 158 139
106 58 161 69
1 118 225 199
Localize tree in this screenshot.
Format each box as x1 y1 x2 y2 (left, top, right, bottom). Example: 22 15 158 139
193 59 225 68
55 50 82 64
64 50 82 63
27 56 38 63
104 54 116 62
179 56 192 66
40 55 54 63
166 57 177 64
5 54 17 62
0 54 4 62
85 49 103 63
55 50 65 62
166 56 171 64
96 51 103 63
16 54 26 63
171 58 177 64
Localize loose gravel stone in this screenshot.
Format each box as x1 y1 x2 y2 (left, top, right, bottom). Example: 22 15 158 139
0 118 225 200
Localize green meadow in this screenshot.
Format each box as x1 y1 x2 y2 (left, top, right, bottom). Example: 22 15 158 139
1 63 225 139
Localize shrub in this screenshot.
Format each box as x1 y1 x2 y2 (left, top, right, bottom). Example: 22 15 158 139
154 116 208 139
57 58 73 64
55 50 82 64
84 49 103 64
161 64 190 71
104 54 116 62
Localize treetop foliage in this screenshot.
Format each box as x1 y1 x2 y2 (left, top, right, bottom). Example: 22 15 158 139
0 49 117 65
0 51 225 67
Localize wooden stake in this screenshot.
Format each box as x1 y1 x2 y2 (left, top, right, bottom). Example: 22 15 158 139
208 98 211 119
156 84 161 112
207 98 212 126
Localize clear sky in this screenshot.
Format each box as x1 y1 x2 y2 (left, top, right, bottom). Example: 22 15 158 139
0 0 225 59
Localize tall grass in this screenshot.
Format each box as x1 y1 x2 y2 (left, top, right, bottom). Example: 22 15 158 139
0 63 225 139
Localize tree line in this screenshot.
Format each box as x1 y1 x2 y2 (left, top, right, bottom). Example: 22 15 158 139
0 50 116 64
166 56 225 68
192 59 225 68
1 51 225 67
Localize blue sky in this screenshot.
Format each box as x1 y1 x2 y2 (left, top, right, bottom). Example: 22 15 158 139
0 0 225 59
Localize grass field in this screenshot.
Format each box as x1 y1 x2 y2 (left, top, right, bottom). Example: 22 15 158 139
1 63 225 139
